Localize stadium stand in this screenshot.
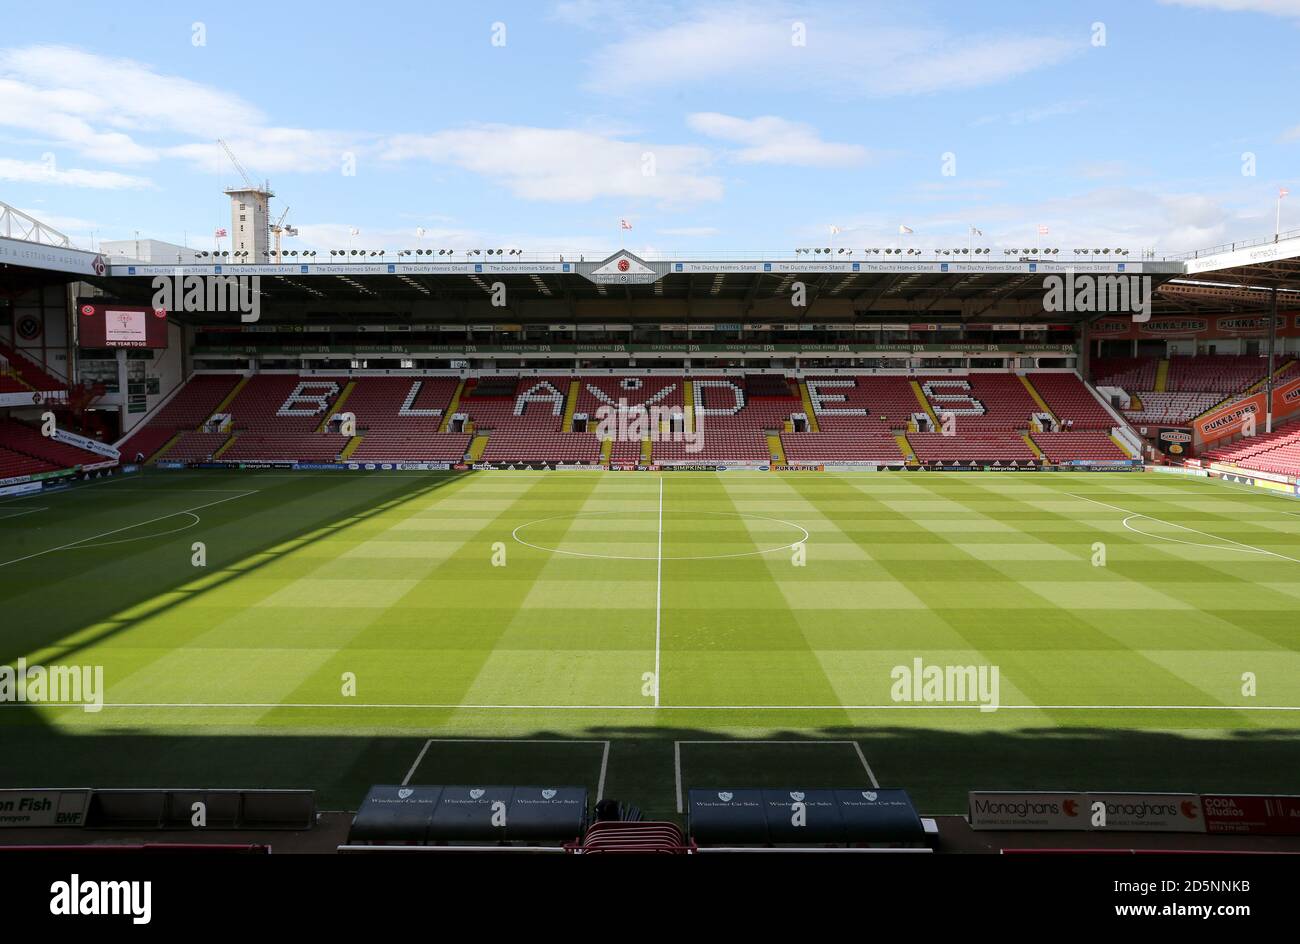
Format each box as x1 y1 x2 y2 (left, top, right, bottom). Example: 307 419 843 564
1203 421 1300 476
159 430 232 463
1166 355 1272 395
908 432 1037 464
225 375 344 431
1031 430 1128 462
221 432 346 462
1029 372 1117 429
1123 391 1222 425
116 374 241 461
0 339 65 392
0 417 106 470
458 376 569 431
805 375 914 432
0 444 58 479
480 430 601 463
343 376 459 430
780 430 903 463
1092 357 1157 392
1096 355 1299 428
349 432 471 462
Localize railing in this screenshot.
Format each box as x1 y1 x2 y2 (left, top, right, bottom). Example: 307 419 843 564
0 200 72 247
1166 227 1300 261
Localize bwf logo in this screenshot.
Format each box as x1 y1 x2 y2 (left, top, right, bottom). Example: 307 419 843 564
151 274 261 323
1042 271 1151 322
50 874 151 925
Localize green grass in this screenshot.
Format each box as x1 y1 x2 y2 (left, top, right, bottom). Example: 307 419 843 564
1 468 1298 820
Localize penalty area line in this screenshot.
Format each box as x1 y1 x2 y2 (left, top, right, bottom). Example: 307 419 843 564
401 737 610 801
0 490 256 569
1064 491 1300 565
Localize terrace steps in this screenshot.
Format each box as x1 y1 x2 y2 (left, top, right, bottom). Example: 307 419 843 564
209 375 249 421
1154 359 1170 392
1110 433 1136 458
318 381 357 431
599 438 612 462
1021 433 1045 459
641 439 652 463
340 436 362 460
1018 375 1059 425
439 379 465 432
682 380 695 431
212 434 236 459
797 381 820 432
895 432 917 466
909 381 939 427
468 434 489 460
151 430 185 462
562 380 580 431
767 432 786 463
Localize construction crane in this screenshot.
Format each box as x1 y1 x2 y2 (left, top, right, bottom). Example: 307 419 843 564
217 138 279 260
218 138 257 190
271 206 298 263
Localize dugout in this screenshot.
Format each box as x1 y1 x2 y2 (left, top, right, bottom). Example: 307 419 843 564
688 787 926 847
349 785 588 846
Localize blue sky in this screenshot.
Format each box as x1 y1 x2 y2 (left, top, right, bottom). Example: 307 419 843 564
2 0 1299 257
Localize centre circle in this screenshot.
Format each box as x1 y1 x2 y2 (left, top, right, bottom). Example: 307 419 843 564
511 510 810 561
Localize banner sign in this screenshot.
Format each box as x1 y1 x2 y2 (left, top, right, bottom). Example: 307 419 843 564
1202 795 1300 835
1193 377 1300 445
0 789 91 828
969 792 1087 830
970 792 1205 832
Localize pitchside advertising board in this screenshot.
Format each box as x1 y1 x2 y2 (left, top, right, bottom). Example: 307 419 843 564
971 791 1300 834
77 303 169 349
0 789 90 827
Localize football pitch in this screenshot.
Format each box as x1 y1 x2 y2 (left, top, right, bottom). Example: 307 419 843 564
1 468 1298 819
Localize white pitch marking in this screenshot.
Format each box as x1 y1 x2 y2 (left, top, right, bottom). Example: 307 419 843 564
674 739 879 813
1065 491 1300 565
401 737 610 801
0 506 47 520
0 490 256 569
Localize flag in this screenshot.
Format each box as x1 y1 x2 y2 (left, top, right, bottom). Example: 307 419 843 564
829 224 841 235
416 227 426 237
1037 225 1049 236
970 226 982 236
1282 187 1291 199
620 218 632 230
898 224 914 235
214 228 227 238
349 227 360 237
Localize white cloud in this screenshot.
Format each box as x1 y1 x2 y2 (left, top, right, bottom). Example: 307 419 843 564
0 45 360 177
585 6 1079 97
0 158 150 189
1159 0 1300 16
380 125 722 203
687 113 868 167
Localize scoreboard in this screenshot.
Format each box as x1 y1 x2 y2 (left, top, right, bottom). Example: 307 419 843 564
78 303 169 349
